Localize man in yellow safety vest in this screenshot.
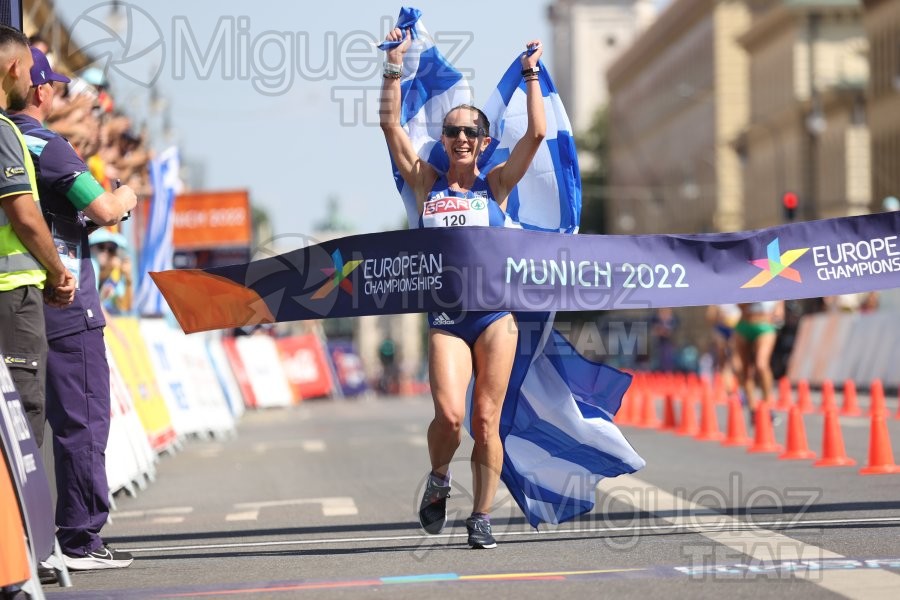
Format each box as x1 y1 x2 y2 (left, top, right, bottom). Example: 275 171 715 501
0 24 75 445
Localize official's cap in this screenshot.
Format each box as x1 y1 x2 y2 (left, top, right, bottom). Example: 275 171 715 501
30 47 70 86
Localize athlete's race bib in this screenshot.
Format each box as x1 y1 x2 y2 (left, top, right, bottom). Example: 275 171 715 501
422 195 489 228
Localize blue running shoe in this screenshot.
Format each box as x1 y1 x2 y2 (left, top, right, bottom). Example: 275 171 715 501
465 516 497 549
418 476 451 534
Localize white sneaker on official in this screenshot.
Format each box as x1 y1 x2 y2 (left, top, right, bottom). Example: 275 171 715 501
64 544 134 570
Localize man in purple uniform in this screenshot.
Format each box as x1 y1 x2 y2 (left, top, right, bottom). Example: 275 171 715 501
10 47 137 571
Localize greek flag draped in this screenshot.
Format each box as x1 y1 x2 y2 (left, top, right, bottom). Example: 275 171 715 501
379 8 581 233
135 146 180 316
380 7 641 527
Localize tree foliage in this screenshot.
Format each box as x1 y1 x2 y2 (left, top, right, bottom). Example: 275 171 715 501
576 106 609 234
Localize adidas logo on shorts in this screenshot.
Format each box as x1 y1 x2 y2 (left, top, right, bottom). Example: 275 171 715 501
432 312 455 325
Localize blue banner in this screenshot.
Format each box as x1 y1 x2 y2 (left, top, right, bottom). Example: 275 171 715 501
327 341 369 397
0 359 56 562
153 212 900 333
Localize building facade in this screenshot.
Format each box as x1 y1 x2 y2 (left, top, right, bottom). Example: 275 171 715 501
605 0 751 235
863 0 900 210
548 0 657 133
737 0 869 229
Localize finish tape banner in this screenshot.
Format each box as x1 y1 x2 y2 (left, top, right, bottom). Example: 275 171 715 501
152 212 900 334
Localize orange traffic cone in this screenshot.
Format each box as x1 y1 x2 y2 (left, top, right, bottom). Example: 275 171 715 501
676 393 699 437
639 392 661 429
896 387 900 421
814 409 856 467
722 394 752 447
695 387 724 442
859 412 900 475
748 402 783 453
869 379 886 417
615 391 633 426
776 377 792 412
796 379 814 414
661 394 678 432
819 379 837 414
841 380 862 417
713 374 727 405
779 405 817 460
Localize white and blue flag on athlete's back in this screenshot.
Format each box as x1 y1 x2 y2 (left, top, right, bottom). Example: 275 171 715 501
380 7 642 528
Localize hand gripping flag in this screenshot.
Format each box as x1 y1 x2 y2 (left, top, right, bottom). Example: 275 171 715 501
381 7 643 527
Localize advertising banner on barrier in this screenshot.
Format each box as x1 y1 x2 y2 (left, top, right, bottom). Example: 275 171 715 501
152 212 900 333
106 347 156 492
105 317 177 452
106 368 142 496
205 336 246 418
140 318 204 437
180 334 236 434
327 341 368 397
139 319 236 437
221 337 258 409
276 335 333 401
0 358 56 563
788 312 900 387
234 336 293 408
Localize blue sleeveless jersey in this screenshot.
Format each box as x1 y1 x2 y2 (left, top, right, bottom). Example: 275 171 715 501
421 176 510 346
418 175 507 229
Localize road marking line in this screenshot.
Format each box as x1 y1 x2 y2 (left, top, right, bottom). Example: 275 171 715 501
607 475 900 599
152 517 186 524
225 511 258 522
123 515 900 554
195 445 225 458
252 439 325 453
229 497 358 519
113 507 194 519
301 440 326 452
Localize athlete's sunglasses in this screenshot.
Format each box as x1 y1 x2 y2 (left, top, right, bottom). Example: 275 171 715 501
442 125 484 139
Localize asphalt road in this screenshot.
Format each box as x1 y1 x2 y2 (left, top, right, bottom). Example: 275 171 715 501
43 392 900 599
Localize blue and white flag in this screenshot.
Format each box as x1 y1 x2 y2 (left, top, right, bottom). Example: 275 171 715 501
478 58 581 233
135 146 181 316
381 8 642 527
380 8 581 233
500 316 645 527
379 7 473 228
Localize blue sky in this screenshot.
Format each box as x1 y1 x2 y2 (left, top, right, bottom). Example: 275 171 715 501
54 1 666 241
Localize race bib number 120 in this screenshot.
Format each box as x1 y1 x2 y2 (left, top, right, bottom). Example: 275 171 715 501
422 196 489 228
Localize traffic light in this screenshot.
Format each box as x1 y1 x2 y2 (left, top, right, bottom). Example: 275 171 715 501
782 192 798 222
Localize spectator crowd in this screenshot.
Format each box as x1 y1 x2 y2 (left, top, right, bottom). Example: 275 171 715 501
30 33 149 312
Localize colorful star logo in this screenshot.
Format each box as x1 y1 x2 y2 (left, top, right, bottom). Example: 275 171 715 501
311 249 362 300
741 238 809 288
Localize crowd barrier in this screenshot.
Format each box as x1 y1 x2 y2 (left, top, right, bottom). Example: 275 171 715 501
232 335 294 409
787 311 900 388
0 315 362 594
1 359 62 597
277 335 334 401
